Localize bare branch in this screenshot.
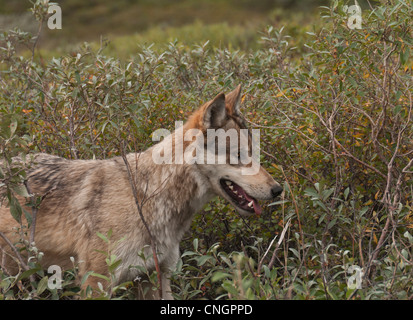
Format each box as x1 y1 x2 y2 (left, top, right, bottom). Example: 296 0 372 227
121 151 163 299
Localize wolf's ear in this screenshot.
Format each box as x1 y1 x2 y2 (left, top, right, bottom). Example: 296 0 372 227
225 84 242 116
203 93 227 128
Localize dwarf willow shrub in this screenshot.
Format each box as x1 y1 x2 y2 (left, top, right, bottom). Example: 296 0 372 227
1 0 412 299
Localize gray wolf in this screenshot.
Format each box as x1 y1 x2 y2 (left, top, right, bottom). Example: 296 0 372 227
0 85 282 299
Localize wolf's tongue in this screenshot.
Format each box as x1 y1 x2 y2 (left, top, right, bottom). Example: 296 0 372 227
244 192 262 215
231 183 262 215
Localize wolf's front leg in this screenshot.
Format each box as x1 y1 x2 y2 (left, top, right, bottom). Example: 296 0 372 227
132 272 172 300
161 273 173 300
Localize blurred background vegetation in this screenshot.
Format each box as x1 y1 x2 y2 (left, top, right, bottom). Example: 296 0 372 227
0 0 382 59
1 0 331 59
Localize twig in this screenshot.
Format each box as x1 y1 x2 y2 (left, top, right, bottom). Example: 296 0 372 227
0 231 29 272
121 151 163 299
23 181 37 246
31 16 44 63
22 181 39 286
240 242 256 278
268 219 291 270
257 234 278 276
279 166 304 251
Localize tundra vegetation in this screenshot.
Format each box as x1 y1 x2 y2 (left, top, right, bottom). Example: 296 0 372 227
0 0 412 299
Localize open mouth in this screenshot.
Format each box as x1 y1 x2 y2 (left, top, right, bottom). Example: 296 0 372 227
220 179 262 215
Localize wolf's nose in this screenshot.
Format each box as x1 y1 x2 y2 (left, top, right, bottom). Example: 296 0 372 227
271 185 283 198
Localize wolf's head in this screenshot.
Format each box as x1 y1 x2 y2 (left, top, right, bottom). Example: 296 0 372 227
183 85 283 216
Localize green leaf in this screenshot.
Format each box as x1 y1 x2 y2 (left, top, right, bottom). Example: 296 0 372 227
318 212 327 224
212 272 231 282
101 121 110 134
37 276 49 295
193 238 198 251
108 258 122 273
181 250 198 257
321 188 334 201
268 200 289 206
304 187 319 199
23 207 32 226
400 46 410 65
13 185 30 198
404 231 413 243
96 232 108 243
327 218 337 229
18 267 41 281
195 255 213 266
289 248 301 260
75 71 81 84
9 196 23 222
9 118 17 138
222 281 238 296
88 272 110 282
344 187 350 200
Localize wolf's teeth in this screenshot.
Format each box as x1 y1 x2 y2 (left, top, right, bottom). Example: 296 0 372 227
225 181 232 186
247 201 254 208
233 190 238 194
229 185 234 190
